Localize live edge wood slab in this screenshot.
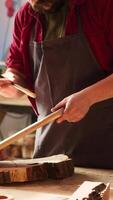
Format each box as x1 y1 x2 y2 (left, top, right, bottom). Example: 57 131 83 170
0 154 74 184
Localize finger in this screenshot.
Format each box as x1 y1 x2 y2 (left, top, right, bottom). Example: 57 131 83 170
51 100 66 112
56 106 72 123
0 79 12 87
66 117 81 123
57 116 65 123
57 115 81 123
55 102 71 123
61 101 75 120
0 78 11 82
67 112 86 122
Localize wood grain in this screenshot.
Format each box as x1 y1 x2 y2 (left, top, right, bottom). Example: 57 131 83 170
0 154 74 184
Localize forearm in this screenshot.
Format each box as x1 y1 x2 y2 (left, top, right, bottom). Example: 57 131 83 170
84 74 113 106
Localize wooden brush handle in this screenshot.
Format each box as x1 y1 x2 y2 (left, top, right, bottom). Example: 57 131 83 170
13 83 36 98
1 74 36 98
0 108 63 151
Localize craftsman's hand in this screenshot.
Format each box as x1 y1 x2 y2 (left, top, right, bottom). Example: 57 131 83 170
0 78 21 98
52 74 113 123
51 91 92 123
0 69 24 98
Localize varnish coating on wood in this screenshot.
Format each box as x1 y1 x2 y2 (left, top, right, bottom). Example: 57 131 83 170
0 154 74 184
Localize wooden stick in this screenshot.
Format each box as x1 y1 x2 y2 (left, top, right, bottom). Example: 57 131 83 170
0 108 63 151
12 83 36 98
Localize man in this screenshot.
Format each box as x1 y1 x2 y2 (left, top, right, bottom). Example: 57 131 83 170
0 0 113 168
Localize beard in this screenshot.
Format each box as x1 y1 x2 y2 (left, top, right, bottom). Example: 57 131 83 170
30 0 66 14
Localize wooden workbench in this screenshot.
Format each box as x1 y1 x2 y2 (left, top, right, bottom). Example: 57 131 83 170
0 167 113 200
0 95 30 106
0 95 32 113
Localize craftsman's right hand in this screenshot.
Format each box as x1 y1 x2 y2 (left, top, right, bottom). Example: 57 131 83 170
51 91 91 123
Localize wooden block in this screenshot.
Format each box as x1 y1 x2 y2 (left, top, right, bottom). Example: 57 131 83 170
46 158 74 179
69 181 110 200
0 154 74 183
0 164 48 183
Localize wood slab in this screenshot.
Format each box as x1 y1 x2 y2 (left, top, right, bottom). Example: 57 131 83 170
0 154 74 184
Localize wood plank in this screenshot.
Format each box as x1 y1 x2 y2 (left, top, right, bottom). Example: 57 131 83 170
0 154 74 183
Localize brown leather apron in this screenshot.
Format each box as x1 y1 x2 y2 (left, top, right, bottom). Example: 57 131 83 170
29 9 113 168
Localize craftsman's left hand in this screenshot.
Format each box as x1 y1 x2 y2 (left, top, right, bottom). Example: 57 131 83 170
51 91 92 123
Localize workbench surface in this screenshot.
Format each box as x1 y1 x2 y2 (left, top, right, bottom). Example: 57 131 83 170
0 167 113 200
0 95 30 106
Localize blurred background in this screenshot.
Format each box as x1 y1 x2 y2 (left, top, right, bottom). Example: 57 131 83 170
0 0 25 61
0 0 36 160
